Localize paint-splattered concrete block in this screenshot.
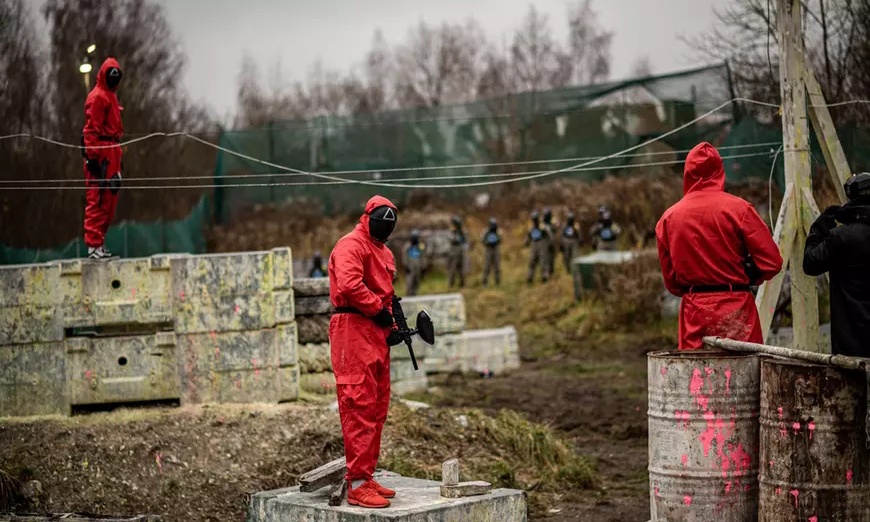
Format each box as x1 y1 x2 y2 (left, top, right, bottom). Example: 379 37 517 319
171 252 295 334
271 247 294 291
297 315 331 344
401 294 466 335
299 343 332 374
0 342 68 417
391 357 429 396
421 334 468 374
295 296 334 316
390 339 430 361
300 371 337 396
58 255 179 329
440 481 492 498
65 332 180 407
462 327 520 375
0 262 63 345
247 475 527 522
292 277 330 297
441 458 459 486
177 324 298 404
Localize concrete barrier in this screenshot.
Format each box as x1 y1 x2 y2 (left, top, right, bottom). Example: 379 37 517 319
401 294 465 335
425 327 519 376
66 332 179 407
0 342 67 416
298 342 331 374
0 262 63 345
178 324 298 405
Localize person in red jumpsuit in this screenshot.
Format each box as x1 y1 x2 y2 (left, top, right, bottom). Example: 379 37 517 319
656 142 783 350
328 195 400 508
82 57 124 260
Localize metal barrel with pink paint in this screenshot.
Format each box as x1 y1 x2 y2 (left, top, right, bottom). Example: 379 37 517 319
648 350 761 521
758 358 870 521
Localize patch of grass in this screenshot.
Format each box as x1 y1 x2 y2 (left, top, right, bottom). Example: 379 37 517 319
382 404 596 493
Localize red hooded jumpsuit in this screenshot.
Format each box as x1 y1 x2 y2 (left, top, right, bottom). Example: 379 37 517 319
656 143 783 349
328 195 397 482
82 58 124 249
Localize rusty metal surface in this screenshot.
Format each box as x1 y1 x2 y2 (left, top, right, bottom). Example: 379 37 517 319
759 359 870 522
0 263 63 345
66 332 180 406
0 342 68 417
178 324 298 404
58 256 179 329
648 350 760 521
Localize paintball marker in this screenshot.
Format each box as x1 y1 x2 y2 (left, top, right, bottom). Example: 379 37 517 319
390 295 435 371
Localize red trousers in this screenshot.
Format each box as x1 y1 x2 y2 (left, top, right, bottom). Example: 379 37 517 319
83 145 121 248
329 313 391 482
679 292 764 350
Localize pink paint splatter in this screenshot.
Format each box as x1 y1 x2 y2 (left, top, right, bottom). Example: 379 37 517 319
699 410 717 457
675 410 691 429
808 517 818 522
775 487 783 496
792 422 801 434
777 407 784 419
790 489 800 508
155 452 163 474
84 370 93 380
724 368 732 393
214 348 220 359
179 291 186 301
779 422 788 438
847 470 854 485
724 482 732 494
705 367 714 376
234 304 241 315
252 358 260 377
689 368 709 410
654 486 660 496
745 484 750 492
235 377 242 389
683 495 693 506
209 330 217 340
660 367 667 377
681 454 688 467
130 288 137 299
808 421 816 440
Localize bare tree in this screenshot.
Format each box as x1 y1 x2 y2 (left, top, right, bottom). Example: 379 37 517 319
510 6 564 94
564 0 613 85
631 55 654 78
393 19 486 108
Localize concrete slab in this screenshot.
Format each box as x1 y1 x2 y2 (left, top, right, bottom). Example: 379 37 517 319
401 294 465 335
0 262 63 345
0 342 68 417
248 475 527 522
298 342 332 374
296 314 330 344
292 277 330 297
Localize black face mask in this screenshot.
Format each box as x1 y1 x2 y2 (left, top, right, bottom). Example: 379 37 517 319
368 205 397 242
567 217 575 226
105 67 123 90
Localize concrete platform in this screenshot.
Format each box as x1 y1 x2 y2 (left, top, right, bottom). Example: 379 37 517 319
249 474 527 522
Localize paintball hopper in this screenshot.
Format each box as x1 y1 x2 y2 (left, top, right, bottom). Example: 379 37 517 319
415 310 435 345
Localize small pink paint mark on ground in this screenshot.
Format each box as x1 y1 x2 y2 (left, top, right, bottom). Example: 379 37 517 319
847 469 854 485
775 487 783 496
724 368 732 393
777 407 784 419
808 421 816 439
681 454 688 467
790 489 800 508
234 304 241 315
179 291 186 301
683 495 693 506
808 516 818 522
792 422 801 434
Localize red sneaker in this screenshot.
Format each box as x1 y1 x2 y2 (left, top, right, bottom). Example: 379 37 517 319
369 478 396 499
347 481 390 508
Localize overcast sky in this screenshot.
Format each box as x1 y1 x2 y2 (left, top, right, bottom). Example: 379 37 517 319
154 0 719 117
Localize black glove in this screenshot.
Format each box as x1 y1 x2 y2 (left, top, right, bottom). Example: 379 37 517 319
373 307 394 328
86 159 102 178
387 330 404 347
109 172 122 195
815 205 841 231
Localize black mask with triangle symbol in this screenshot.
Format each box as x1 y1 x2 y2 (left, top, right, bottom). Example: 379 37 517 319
368 205 397 242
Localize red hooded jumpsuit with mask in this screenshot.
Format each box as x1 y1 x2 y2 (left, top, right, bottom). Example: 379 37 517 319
82 58 124 249
328 195 398 483
655 143 783 349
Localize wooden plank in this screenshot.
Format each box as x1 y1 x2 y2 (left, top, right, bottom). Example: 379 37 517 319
756 184 797 341
776 0 819 352
805 66 851 203
328 480 348 506
298 457 347 493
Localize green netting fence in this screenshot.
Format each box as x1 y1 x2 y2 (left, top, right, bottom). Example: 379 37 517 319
5 63 870 265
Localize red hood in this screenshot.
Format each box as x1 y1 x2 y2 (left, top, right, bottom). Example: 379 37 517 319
96 57 121 92
683 142 725 195
358 195 397 238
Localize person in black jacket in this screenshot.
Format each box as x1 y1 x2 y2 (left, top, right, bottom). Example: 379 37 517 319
803 172 870 357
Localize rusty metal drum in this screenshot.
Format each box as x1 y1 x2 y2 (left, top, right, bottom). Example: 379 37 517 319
759 359 870 521
648 350 761 521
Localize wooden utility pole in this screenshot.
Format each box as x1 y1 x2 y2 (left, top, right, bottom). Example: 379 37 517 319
756 0 853 352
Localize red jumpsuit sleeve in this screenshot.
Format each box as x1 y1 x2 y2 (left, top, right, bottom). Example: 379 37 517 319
741 206 784 281
82 93 108 158
655 217 684 297
331 240 385 316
